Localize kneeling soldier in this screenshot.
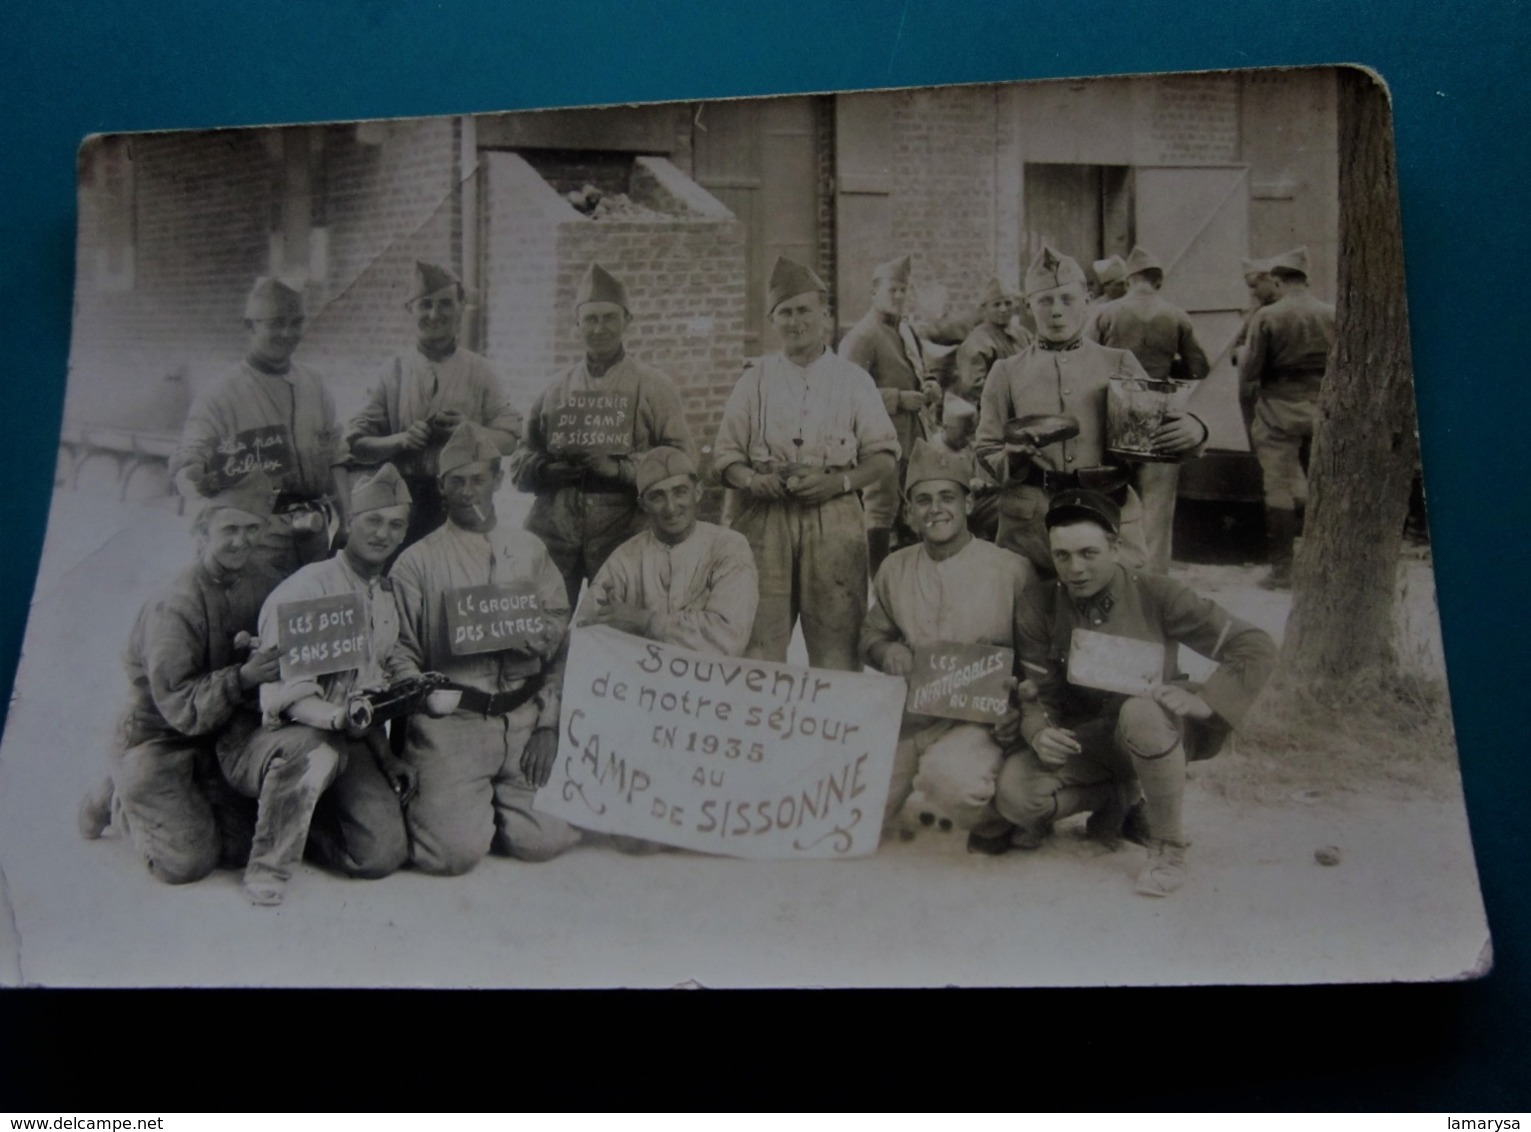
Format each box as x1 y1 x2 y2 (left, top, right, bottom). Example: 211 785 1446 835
862 439 1036 852
391 422 580 874
226 465 419 905
997 490 1276 895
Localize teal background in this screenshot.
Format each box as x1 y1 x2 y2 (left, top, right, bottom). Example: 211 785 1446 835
4 0 1529 1108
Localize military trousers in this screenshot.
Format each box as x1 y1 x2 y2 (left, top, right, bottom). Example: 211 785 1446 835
1134 462 1181 575
731 492 867 672
884 720 1007 836
1251 393 1319 511
402 702 581 876
109 740 226 885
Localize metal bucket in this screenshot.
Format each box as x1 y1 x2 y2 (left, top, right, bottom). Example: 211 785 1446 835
1106 376 1192 463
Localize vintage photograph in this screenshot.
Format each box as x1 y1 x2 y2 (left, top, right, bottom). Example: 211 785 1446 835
0 65 1489 987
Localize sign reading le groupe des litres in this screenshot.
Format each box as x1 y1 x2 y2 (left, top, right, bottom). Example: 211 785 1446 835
536 626 904 859
905 642 1015 724
548 392 633 456
277 593 371 681
446 584 546 656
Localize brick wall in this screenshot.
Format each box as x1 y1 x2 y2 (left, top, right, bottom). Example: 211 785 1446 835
69 117 459 431
887 86 1001 318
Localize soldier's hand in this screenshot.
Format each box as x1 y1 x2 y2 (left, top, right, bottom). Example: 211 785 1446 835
542 459 587 487
877 643 916 677
237 646 283 691
521 727 559 788
897 390 928 413
745 472 789 500
399 420 434 451
786 469 843 505
1153 412 1204 454
375 751 419 807
1031 726 1082 768
585 455 622 482
922 380 943 406
432 408 465 433
1152 684 1213 720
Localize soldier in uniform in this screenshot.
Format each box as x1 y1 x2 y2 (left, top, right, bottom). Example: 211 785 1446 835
81 473 282 885
345 261 523 551
1090 255 1129 308
391 422 580 874
953 278 1031 406
712 256 899 671
1086 245 1211 573
995 490 1276 896
1232 257 1280 427
170 277 345 579
974 246 1208 575
226 464 418 905
1238 246 1336 589
837 254 941 575
512 262 694 608
576 447 758 658
862 440 1035 852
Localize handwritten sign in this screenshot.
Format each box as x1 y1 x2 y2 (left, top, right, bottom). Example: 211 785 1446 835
1067 629 1165 696
207 425 294 491
905 642 1014 723
548 392 633 456
536 626 904 859
276 593 370 681
446 584 547 656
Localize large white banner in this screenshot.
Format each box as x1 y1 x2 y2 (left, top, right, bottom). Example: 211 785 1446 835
535 626 905 858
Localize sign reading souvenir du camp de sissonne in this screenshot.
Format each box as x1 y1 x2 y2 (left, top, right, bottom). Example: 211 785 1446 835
535 626 904 859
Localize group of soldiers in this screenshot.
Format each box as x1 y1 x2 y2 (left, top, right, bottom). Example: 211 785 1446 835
79 232 1331 902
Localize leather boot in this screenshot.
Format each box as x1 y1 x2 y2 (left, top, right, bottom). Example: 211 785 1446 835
1261 507 1299 590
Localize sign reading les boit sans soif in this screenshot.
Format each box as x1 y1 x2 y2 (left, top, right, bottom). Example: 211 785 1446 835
536 626 904 859
207 424 294 491
548 392 633 456
906 642 1015 724
277 593 371 681
445 584 547 656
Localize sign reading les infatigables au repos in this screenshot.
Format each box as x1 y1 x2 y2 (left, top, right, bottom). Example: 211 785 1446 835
906 642 1014 724
277 592 371 681
536 626 904 859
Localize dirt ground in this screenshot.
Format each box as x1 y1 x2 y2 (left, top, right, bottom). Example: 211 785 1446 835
0 477 1491 988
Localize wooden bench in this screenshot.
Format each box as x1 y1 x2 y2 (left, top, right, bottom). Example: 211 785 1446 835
59 423 184 513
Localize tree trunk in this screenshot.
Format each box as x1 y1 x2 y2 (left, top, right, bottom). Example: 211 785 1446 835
1274 67 1420 693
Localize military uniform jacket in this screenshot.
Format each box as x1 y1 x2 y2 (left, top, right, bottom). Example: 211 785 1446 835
171 360 342 501
954 320 1032 394
838 309 929 456
1015 565 1276 758
1086 293 1210 382
120 559 283 749
1238 290 1336 399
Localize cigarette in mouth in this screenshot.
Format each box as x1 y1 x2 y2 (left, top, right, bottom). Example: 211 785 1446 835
472 504 487 522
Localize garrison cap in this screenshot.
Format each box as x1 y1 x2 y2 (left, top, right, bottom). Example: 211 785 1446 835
349 464 413 513
942 394 977 422
408 260 463 304
244 276 305 321
1025 246 1088 298
765 255 828 314
1123 246 1163 278
904 437 973 494
1091 256 1127 287
575 262 629 312
873 255 913 284
1267 246 1311 279
1045 489 1120 536
437 421 501 477
201 469 276 522
978 277 1010 306
1241 256 1273 279
636 446 698 494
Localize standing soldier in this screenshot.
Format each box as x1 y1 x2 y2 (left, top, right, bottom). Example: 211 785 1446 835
390 422 580 874
345 261 523 550
576 447 759 658
712 256 899 671
837 254 941 575
226 464 418 905
861 440 1035 852
1090 256 1129 309
170 276 345 578
975 246 1209 574
953 278 1032 406
513 263 693 607
1232 257 1281 427
1239 246 1336 589
81 473 282 885
1086 245 1211 573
